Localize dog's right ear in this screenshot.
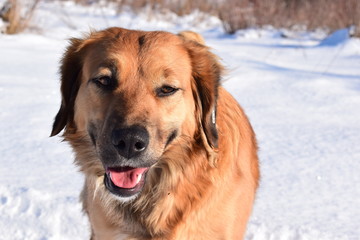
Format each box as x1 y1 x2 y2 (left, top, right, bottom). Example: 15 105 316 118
179 31 224 167
50 38 85 137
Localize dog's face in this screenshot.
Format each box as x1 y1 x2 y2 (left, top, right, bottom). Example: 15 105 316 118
51 28 222 201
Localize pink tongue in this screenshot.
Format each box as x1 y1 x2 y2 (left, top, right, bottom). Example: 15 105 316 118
109 168 148 189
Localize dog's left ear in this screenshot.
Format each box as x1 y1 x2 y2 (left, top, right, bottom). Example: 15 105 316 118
179 31 224 151
50 38 85 137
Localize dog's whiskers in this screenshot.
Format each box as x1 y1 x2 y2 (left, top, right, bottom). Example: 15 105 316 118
93 175 104 200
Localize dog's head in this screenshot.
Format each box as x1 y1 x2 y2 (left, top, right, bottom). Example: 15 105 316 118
51 28 223 201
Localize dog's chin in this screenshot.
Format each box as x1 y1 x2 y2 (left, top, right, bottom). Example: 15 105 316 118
103 166 149 202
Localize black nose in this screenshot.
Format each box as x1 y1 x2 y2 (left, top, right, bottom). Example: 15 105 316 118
111 126 149 159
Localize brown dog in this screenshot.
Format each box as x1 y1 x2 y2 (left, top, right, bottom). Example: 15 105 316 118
51 27 259 240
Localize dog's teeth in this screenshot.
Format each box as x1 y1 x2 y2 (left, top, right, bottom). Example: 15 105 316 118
136 173 142 184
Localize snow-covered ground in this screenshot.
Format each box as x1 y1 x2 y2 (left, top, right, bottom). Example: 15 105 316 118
1 2 360 240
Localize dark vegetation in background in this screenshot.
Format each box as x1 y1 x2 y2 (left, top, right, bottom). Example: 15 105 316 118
1 0 359 37
0 0 40 34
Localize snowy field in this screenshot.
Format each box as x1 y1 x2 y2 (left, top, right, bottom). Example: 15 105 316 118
1 2 360 240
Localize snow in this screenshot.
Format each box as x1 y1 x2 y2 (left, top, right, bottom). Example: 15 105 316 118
319 28 350 47
1 2 360 239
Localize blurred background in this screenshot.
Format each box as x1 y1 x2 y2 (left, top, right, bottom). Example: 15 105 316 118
1 0 359 36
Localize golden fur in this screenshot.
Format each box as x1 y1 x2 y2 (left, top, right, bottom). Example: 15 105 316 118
51 27 259 240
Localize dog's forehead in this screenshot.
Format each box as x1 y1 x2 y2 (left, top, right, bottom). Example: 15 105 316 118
83 29 192 87
112 30 191 72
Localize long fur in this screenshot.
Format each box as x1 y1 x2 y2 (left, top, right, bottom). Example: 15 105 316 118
51 27 259 240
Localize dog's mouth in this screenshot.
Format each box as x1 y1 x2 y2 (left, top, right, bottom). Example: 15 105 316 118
104 166 149 198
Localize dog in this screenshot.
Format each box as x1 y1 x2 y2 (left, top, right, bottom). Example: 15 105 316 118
51 27 259 240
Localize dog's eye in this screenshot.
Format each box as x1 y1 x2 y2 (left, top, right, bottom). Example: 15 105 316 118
92 76 114 90
157 85 179 97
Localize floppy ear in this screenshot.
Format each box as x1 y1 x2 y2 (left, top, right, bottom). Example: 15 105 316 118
179 31 224 151
50 38 84 137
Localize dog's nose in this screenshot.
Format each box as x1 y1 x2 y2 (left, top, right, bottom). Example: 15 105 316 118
111 126 149 159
